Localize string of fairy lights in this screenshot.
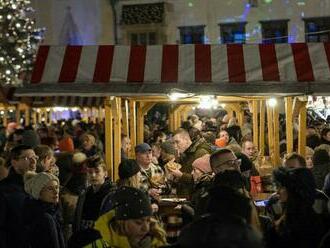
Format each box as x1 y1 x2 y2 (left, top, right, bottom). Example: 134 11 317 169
0 0 44 86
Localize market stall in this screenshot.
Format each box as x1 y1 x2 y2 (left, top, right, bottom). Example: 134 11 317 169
13 43 330 180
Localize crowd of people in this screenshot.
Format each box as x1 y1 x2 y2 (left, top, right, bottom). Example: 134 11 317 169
0 111 330 248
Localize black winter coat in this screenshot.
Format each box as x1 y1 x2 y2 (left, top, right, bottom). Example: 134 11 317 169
0 168 30 248
73 179 115 233
23 199 65 248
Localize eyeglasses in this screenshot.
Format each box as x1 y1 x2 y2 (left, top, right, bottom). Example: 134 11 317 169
19 155 39 161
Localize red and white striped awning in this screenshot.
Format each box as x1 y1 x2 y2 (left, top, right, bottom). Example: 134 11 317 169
16 43 330 97
6 88 104 107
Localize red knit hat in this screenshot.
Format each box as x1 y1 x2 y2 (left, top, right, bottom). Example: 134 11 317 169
192 154 212 174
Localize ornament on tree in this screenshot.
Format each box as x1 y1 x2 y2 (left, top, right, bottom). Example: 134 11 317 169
0 0 44 86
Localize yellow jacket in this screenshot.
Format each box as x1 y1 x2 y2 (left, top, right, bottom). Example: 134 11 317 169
84 210 166 248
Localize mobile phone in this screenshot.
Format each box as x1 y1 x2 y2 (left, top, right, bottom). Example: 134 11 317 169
254 200 269 207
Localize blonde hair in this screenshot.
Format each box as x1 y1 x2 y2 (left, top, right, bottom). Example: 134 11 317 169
305 146 314 157
117 173 141 189
111 217 167 244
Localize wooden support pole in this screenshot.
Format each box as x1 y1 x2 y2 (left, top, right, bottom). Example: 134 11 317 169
122 100 129 136
136 102 155 144
104 97 113 180
181 105 192 121
137 103 144 145
49 109 53 125
175 109 181 130
298 101 307 157
25 107 30 127
15 105 20 124
113 97 122 181
168 106 175 132
285 97 293 154
36 109 40 124
3 106 8 127
267 104 274 165
32 109 37 126
252 100 259 149
259 100 265 157
237 111 244 128
98 106 103 121
129 100 136 158
273 104 280 167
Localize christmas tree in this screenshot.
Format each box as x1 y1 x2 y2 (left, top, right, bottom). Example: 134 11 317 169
0 0 44 86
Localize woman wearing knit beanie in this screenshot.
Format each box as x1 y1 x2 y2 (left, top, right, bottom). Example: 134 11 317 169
182 154 213 219
117 159 142 188
85 187 167 248
23 172 65 248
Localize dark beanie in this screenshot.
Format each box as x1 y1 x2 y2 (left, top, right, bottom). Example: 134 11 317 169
118 159 140 179
160 141 176 155
235 152 253 173
110 187 152 220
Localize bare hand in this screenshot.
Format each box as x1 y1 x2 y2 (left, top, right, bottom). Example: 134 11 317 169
168 168 183 178
148 188 161 200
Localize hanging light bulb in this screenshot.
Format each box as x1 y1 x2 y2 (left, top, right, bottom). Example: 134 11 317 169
267 98 277 107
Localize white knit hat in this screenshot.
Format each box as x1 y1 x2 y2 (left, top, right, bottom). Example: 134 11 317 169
24 172 59 199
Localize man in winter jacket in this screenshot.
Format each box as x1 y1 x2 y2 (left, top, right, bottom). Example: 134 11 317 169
170 128 212 195
0 145 38 248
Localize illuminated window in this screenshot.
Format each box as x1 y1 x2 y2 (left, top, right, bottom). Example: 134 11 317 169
219 22 247 44
304 17 330 42
260 20 289 44
130 32 157 45
178 25 205 44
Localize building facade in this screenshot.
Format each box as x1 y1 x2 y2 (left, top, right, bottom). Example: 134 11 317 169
32 0 330 45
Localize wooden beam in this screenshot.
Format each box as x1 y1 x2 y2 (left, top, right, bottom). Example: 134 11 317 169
104 97 113 180
3 105 8 127
98 106 104 121
112 97 122 182
266 103 274 166
32 109 37 127
122 100 129 136
259 100 265 157
298 101 307 157
273 103 280 167
142 103 155 115
252 100 259 149
285 97 293 154
136 102 155 144
25 107 30 126
137 102 144 145
129 100 136 158
15 105 20 124
181 105 192 121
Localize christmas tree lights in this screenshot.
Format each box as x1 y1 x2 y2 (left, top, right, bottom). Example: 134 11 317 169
0 0 44 86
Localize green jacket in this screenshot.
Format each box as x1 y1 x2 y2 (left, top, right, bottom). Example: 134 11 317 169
177 138 212 196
